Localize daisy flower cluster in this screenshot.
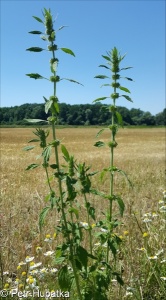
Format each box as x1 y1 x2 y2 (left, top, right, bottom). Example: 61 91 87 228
2 233 58 297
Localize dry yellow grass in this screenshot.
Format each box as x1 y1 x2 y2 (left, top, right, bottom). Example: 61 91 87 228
0 127 165 282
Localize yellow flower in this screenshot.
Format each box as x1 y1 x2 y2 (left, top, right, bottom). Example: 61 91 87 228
143 232 149 238
53 233 57 239
123 230 129 236
30 261 35 266
46 234 51 239
17 265 21 270
91 224 96 228
22 271 26 276
29 278 34 284
19 283 24 289
4 283 9 289
119 235 123 240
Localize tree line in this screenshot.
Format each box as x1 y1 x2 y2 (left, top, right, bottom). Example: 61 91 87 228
0 102 165 126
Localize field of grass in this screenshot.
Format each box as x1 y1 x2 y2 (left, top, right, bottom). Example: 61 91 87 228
0 127 165 299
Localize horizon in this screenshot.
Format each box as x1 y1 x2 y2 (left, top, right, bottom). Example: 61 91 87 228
1 1 165 115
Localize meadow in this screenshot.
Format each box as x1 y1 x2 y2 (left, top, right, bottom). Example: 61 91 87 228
0 127 165 299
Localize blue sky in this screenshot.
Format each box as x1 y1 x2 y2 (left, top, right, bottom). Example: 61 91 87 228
1 0 165 115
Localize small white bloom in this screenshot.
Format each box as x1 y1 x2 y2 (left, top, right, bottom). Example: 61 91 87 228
160 277 166 280
156 249 164 256
80 222 89 228
160 259 166 263
50 268 58 274
159 206 166 212
143 218 152 223
101 228 108 233
25 256 34 263
148 255 158 260
30 262 42 270
44 250 54 256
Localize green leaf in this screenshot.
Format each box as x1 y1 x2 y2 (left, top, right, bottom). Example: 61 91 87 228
62 78 83 86
99 64 110 69
102 55 111 61
50 164 58 169
33 16 43 23
45 100 53 114
116 168 133 187
119 86 131 93
23 146 35 151
115 111 123 126
76 246 88 270
121 95 133 102
60 48 75 57
28 31 42 34
100 84 111 88
112 272 124 286
94 141 105 147
25 163 40 171
28 139 40 143
94 75 109 79
115 196 125 216
89 206 95 220
68 207 79 219
24 118 47 123
26 47 44 52
42 146 52 163
57 25 68 31
39 206 50 230
120 67 133 70
58 265 73 290
54 256 66 264
26 73 44 80
61 144 70 162
122 77 134 81
93 97 108 103
96 128 105 138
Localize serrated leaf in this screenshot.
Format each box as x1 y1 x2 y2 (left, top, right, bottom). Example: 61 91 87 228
39 206 50 230
122 77 134 81
115 196 125 216
26 73 43 80
94 75 109 79
96 128 105 138
99 64 110 69
28 139 40 143
28 31 42 34
100 84 111 88
23 146 35 151
25 163 40 171
93 97 108 103
115 111 123 126
33 16 43 23
45 100 53 114
57 25 68 31
120 67 133 70
24 118 47 123
58 265 72 290
94 141 105 147
62 78 83 86
121 95 133 102
26 47 44 52
76 246 88 270
68 207 79 219
60 48 75 57
61 144 70 162
119 86 130 93
54 256 66 264
50 164 58 169
102 55 111 61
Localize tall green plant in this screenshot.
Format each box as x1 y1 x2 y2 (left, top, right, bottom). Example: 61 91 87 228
24 9 133 299
93 47 133 264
